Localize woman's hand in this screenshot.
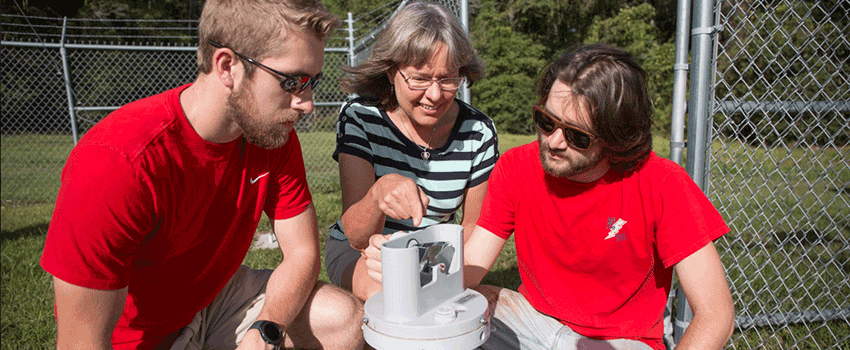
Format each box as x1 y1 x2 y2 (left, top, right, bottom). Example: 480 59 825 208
362 233 393 283
370 174 430 226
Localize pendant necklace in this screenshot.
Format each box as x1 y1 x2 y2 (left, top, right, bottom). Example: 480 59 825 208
401 116 438 161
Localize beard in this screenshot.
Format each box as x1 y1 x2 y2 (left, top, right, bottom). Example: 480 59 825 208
225 84 301 150
538 133 604 178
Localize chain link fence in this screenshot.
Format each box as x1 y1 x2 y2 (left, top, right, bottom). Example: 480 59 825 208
1 0 460 204
707 0 849 348
2 0 848 348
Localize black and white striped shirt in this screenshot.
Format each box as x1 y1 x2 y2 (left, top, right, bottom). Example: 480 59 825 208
329 97 499 240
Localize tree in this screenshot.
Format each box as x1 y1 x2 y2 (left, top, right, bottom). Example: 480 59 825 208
503 0 588 60
470 2 546 134
585 3 676 135
713 0 849 146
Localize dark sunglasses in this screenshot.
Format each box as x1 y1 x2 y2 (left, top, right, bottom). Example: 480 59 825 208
532 104 598 151
208 40 322 94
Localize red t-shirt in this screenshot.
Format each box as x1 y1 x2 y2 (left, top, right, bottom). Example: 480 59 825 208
40 84 312 349
477 143 728 349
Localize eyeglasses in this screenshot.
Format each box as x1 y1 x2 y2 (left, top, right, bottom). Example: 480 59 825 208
397 70 465 91
532 104 598 151
208 40 322 94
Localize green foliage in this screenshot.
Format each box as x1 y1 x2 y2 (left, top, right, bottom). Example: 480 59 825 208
584 3 676 136
585 3 659 53
469 4 546 135
501 0 589 60
75 0 203 21
467 0 678 135
713 0 850 146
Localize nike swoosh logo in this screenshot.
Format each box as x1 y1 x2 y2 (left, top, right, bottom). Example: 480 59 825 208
250 172 270 184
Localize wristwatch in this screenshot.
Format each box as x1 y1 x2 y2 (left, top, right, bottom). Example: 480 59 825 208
248 320 283 349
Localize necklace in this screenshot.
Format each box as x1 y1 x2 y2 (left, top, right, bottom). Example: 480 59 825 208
400 116 438 160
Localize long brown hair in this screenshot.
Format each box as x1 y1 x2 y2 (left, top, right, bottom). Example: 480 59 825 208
538 43 653 173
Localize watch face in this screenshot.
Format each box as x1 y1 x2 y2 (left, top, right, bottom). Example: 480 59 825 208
262 322 283 342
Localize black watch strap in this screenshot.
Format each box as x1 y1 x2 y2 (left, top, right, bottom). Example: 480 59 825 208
248 320 283 349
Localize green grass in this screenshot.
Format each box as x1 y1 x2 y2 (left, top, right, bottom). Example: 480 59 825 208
707 140 850 349
1 134 74 204
3 133 849 349
1 203 56 349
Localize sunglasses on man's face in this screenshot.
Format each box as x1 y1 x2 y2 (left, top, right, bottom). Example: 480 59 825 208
208 40 322 94
532 104 598 151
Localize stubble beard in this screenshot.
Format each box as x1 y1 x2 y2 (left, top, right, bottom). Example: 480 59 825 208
537 134 603 178
225 84 301 150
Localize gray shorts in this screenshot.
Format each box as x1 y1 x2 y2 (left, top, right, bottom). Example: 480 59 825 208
324 235 361 291
476 286 653 350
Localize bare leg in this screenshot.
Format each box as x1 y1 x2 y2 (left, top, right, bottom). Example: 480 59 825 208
285 281 365 350
350 256 383 302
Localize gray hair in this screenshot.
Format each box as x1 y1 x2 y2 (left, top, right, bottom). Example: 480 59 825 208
339 1 484 110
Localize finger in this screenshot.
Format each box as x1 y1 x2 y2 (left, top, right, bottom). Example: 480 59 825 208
365 256 382 273
365 257 382 283
369 233 392 246
411 187 429 226
364 235 388 260
375 176 425 221
364 244 381 261
377 201 403 219
367 268 383 284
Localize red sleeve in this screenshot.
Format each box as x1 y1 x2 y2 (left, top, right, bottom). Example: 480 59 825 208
477 146 522 240
41 145 155 290
655 168 729 268
264 130 312 220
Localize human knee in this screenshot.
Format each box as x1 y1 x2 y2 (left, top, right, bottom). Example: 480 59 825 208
316 283 364 329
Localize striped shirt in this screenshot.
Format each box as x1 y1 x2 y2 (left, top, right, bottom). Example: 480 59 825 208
329 97 499 240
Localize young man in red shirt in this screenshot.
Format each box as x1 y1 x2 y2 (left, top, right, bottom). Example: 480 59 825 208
463 44 735 350
40 1 363 349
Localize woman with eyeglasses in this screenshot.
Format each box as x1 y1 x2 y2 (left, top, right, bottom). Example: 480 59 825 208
324 1 498 301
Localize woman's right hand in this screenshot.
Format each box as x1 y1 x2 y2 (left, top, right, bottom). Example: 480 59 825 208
370 174 430 226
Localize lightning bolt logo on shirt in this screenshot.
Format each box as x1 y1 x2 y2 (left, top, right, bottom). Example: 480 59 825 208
605 218 627 240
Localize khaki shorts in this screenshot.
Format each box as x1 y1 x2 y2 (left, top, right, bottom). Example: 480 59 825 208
169 266 275 350
476 286 653 350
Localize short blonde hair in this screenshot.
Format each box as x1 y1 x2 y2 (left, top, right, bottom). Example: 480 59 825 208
197 0 339 74
339 1 484 110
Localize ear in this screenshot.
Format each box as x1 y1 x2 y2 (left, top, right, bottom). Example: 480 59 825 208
386 68 395 83
212 48 239 89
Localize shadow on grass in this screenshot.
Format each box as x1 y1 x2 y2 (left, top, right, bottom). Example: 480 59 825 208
0 223 50 242
481 265 522 291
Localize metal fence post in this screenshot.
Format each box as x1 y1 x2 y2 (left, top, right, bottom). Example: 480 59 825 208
59 17 79 144
669 0 692 167
674 0 720 343
665 0 694 345
346 12 356 101
459 0 470 105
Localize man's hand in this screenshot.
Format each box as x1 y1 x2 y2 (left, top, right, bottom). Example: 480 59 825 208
362 233 392 283
371 174 429 226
